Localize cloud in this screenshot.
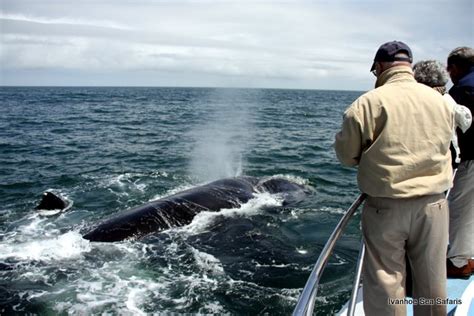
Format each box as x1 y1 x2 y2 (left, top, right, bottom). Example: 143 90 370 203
0 0 472 89
0 13 134 30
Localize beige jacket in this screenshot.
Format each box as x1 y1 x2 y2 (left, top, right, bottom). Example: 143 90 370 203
334 66 454 198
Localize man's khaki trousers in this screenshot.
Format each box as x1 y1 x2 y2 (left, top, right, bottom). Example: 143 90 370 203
361 194 448 316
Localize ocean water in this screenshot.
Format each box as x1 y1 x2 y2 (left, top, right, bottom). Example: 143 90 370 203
0 87 364 315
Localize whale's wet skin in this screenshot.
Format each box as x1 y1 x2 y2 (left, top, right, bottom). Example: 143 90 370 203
83 176 307 242
0 87 363 314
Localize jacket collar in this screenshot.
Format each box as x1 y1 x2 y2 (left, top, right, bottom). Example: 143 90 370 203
375 65 415 88
457 66 474 88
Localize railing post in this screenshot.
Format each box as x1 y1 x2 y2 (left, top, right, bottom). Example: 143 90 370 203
293 193 367 316
347 240 365 316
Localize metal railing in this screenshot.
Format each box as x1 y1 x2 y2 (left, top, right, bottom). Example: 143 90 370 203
293 193 367 316
294 171 457 316
347 240 365 316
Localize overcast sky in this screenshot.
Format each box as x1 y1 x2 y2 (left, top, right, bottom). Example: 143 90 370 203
0 0 472 90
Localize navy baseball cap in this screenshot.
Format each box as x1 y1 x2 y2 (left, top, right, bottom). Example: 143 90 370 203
370 41 413 71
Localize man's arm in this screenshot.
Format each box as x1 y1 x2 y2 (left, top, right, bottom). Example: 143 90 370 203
453 103 472 133
334 107 363 167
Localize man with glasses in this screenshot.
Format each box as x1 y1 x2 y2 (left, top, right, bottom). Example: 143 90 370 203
334 41 454 315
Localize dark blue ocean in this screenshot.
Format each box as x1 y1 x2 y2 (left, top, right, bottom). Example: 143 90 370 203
0 87 364 315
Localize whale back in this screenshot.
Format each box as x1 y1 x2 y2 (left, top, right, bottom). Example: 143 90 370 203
256 178 307 205
83 177 257 242
82 176 306 242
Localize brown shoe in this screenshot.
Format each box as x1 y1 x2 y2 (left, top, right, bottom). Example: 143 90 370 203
447 259 471 279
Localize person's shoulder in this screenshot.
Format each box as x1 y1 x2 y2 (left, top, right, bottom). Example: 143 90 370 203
458 69 474 87
452 70 474 95
345 90 375 112
406 81 449 101
450 79 474 107
352 88 381 105
443 93 457 106
342 90 382 122
401 80 442 96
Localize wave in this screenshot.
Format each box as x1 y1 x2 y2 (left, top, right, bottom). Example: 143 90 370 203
176 191 283 236
0 216 90 262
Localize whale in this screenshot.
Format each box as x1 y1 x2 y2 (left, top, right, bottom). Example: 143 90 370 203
36 191 73 216
82 176 306 242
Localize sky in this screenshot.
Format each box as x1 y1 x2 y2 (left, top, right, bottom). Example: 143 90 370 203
0 0 472 91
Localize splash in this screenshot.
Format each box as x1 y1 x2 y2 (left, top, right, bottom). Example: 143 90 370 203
0 231 91 262
188 89 254 182
181 192 283 235
189 133 244 181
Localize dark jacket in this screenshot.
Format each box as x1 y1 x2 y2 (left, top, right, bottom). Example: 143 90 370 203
449 66 474 162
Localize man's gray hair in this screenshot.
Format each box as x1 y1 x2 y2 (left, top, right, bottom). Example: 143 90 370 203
413 60 449 87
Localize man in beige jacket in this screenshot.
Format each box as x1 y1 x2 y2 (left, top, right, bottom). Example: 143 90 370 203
334 41 454 315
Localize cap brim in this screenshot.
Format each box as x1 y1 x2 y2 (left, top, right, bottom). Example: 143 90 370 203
370 62 376 72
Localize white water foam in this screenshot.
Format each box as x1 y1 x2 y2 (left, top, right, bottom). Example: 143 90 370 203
56 244 164 315
255 262 301 269
287 204 343 221
60 242 228 314
319 206 346 215
75 276 162 315
83 172 168 199
261 174 309 187
200 301 227 314
105 173 148 195
191 246 225 276
296 247 308 255
181 192 283 235
0 230 91 262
